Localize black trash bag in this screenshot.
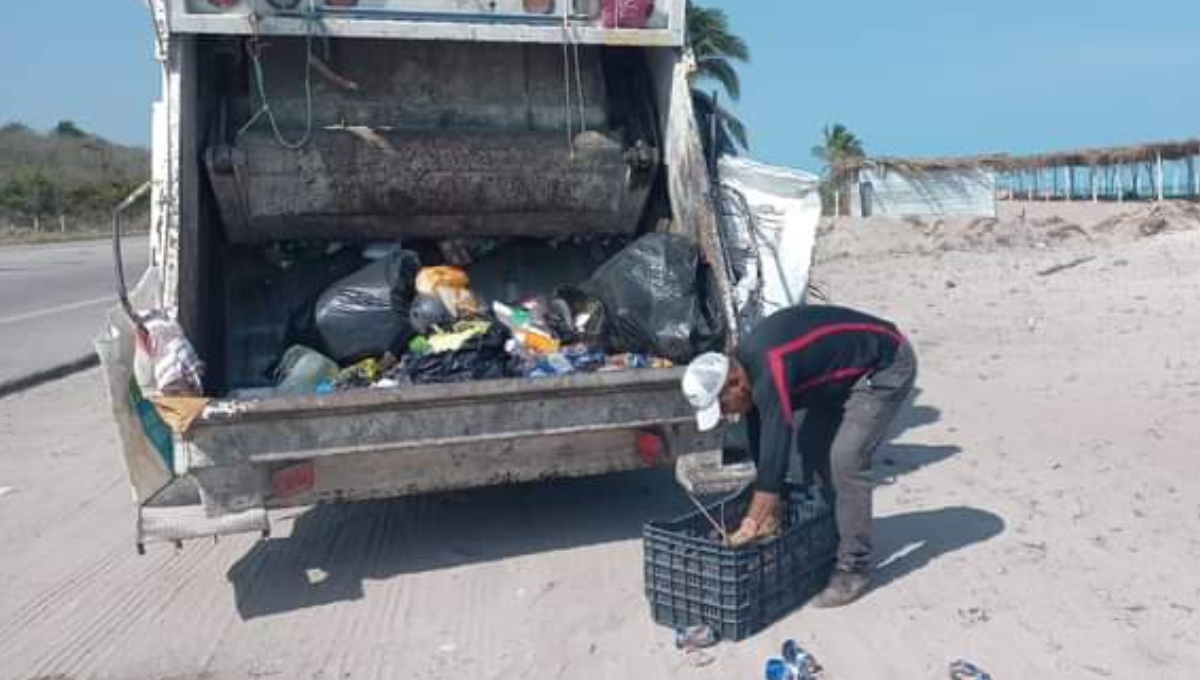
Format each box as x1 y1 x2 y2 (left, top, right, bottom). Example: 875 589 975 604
314 251 421 363
582 233 725 363
277 249 374 352
405 324 517 385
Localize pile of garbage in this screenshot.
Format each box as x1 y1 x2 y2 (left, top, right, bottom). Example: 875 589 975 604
261 233 724 397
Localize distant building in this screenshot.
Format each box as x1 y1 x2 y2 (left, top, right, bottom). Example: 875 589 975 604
846 161 997 218
841 138 1200 218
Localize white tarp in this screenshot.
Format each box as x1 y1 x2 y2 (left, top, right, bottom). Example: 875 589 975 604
717 156 822 328
854 166 997 218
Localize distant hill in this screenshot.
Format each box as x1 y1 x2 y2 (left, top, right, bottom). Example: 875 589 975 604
0 121 150 233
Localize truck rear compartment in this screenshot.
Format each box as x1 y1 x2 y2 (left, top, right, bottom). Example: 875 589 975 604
132 33 727 535
99 18 741 549
179 35 688 391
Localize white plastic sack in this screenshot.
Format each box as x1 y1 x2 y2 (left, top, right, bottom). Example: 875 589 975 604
717 156 822 328
94 267 173 504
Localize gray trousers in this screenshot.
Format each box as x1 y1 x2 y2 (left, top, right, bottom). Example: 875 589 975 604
795 342 918 573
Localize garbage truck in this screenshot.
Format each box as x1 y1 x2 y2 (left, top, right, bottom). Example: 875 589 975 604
102 0 821 552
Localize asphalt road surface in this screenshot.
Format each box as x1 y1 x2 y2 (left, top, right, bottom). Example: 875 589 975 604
0 237 147 389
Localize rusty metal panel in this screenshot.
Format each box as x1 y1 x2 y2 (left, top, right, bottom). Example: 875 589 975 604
179 369 717 513
209 129 652 242
659 51 739 348
186 369 690 465
240 40 610 133
275 425 715 506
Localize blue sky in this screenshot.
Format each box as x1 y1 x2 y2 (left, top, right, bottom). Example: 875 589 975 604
2 1 1198 172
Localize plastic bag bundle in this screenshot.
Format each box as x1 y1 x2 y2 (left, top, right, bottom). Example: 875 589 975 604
404 323 517 385
314 251 420 362
141 314 205 397
416 266 481 318
582 233 724 364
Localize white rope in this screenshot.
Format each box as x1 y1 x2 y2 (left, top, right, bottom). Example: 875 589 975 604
685 492 731 545
560 5 577 157
571 29 587 136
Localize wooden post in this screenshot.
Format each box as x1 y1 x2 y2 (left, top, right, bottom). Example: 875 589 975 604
1155 152 1165 202
1091 165 1099 203
1066 166 1074 201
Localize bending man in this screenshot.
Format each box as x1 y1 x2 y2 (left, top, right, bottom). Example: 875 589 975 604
682 304 917 607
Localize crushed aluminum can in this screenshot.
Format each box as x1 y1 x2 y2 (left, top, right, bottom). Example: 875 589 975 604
781 640 822 678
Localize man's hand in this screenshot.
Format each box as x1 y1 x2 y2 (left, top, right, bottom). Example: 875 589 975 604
728 491 782 547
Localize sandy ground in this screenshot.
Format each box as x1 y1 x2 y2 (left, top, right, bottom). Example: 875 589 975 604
2 201 1199 679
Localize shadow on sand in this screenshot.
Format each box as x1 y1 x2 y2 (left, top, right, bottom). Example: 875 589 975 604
227 388 988 618
870 506 1006 592
228 469 686 619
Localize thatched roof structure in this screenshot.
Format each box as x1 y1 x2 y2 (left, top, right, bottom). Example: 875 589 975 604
840 139 1200 173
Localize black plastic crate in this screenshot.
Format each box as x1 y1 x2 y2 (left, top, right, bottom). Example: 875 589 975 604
643 486 838 641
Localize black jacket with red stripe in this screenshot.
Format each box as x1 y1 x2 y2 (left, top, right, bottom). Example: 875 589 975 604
736 305 906 492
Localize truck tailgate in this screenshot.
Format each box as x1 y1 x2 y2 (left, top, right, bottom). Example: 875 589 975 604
180 368 715 511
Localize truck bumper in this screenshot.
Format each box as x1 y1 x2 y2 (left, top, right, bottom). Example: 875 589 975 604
160 370 716 541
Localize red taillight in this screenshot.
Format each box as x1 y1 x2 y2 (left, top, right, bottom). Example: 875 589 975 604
206 0 240 7
637 431 666 467
271 463 315 499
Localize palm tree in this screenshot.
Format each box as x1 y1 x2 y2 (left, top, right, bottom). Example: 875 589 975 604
812 124 866 215
812 124 866 172
687 2 750 153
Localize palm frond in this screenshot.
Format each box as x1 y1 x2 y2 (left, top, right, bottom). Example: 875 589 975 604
694 57 741 101
687 3 750 63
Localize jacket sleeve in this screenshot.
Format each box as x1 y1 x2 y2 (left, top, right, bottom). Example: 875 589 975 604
750 381 792 494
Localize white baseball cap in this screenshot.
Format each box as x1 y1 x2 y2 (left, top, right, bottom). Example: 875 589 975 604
682 353 731 432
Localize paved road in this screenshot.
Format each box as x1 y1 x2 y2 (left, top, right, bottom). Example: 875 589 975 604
0 237 147 389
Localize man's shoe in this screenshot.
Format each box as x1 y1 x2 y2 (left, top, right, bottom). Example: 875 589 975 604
811 570 870 608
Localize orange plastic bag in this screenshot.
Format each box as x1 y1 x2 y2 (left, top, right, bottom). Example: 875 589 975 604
416 266 480 317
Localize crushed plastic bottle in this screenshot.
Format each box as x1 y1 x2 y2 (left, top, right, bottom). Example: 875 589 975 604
950 660 993 680
529 353 574 378
674 625 718 650
562 345 606 372
274 346 339 395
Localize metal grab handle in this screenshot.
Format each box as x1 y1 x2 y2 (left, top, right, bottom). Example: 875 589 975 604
112 181 153 326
